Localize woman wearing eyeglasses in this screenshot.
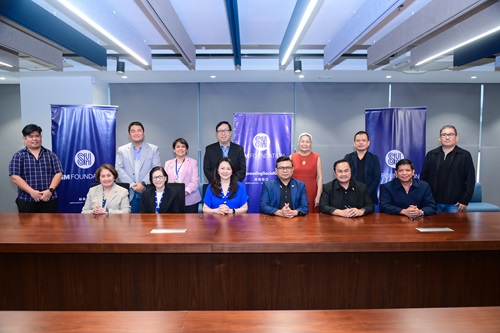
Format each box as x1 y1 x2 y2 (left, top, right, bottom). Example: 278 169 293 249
202 157 248 215
140 166 184 213
164 138 202 213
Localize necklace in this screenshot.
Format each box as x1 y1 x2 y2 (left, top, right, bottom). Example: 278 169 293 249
299 151 310 165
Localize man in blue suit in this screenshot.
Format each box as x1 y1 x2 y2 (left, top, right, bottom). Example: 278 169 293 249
115 121 161 213
260 156 308 217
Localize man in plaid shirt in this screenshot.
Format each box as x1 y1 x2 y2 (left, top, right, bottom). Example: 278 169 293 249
9 124 63 213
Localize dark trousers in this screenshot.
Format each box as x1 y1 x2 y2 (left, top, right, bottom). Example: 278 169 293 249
184 203 200 213
16 198 58 213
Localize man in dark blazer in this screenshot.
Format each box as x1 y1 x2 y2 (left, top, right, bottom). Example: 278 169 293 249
260 156 308 217
203 121 246 183
320 159 374 217
344 130 381 204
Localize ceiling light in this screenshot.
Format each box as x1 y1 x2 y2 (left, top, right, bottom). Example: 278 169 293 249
279 0 320 68
116 60 125 74
57 0 149 67
0 61 13 68
0 77 6 80
294 59 302 73
415 25 500 67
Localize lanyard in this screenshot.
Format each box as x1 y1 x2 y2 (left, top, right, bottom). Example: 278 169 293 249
175 158 185 182
155 191 164 213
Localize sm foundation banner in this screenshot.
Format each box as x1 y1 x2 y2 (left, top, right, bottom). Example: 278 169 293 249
365 107 426 185
234 113 292 213
51 105 117 213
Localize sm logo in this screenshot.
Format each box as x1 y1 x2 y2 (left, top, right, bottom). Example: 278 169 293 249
253 133 270 151
74 150 96 169
385 150 404 169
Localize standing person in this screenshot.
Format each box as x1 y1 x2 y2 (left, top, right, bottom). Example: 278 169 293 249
115 121 161 213
319 159 373 217
421 125 475 213
380 159 436 218
81 164 130 214
202 158 248 215
164 138 202 213
140 166 184 213
203 121 246 183
260 156 308 217
344 130 381 205
291 133 323 213
9 124 63 213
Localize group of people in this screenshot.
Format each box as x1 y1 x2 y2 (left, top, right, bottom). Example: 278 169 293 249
9 121 475 220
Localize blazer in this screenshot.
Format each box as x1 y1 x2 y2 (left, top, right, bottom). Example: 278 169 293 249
82 183 131 214
115 141 161 200
420 145 475 205
319 179 374 215
140 184 185 213
380 178 436 216
203 142 246 183
344 151 381 204
164 156 202 206
260 178 308 215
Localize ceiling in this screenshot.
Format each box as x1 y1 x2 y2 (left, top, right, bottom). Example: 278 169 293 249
1 0 499 84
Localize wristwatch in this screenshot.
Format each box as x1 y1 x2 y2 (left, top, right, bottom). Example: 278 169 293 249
141 181 147 187
48 188 55 193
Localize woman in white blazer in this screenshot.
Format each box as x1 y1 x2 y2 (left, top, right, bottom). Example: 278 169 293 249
82 164 131 214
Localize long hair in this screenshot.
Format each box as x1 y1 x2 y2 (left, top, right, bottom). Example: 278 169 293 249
211 157 239 199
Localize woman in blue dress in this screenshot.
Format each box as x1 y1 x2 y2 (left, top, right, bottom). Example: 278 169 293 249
203 157 248 215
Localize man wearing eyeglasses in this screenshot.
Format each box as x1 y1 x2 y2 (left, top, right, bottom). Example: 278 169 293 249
203 121 246 183
421 125 475 213
260 156 308 217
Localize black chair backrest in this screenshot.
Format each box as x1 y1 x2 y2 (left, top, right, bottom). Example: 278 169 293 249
166 183 186 211
90 182 130 191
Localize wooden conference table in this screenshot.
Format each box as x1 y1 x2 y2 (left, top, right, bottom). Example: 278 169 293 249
0 212 499 310
1 307 499 332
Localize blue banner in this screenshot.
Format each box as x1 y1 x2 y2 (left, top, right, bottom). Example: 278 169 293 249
365 107 426 185
51 105 117 213
234 113 292 213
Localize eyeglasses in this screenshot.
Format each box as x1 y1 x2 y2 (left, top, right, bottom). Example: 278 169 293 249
277 166 293 171
153 175 165 180
217 129 231 134
440 133 456 138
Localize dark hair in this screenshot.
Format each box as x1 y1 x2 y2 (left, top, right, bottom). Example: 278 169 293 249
172 137 189 150
211 157 238 199
276 155 293 168
395 158 414 170
354 130 369 141
22 124 42 136
333 159 351 171
95 164 118 181
440 125 457 135
128 121 144 132
149 166 168 184
215 121 232 132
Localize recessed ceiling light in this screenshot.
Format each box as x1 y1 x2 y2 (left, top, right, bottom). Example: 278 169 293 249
121 75 127 79
298 74 305 79
470 76 477 79
0 77 6 80
386 75 392 79
210 75 216 79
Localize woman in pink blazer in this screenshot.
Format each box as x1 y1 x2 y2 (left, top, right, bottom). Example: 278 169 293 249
164 138 202 213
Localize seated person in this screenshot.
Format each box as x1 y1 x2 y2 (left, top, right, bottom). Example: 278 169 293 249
319 159 374 217
380 159 437 218
82 164 131 214
203 158 248 215
140 166 185 213
260 156 308 218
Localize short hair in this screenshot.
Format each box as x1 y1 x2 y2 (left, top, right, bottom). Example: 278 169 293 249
395 158 414 170
333 159 351 171
215 121 232 132
22 124 42 136
354 130 369 141
149 166 168 184
440 125 457 135
276 155 293 168
172 137 189 150
95 163 118 181
298 132 312 142
128 121 144 132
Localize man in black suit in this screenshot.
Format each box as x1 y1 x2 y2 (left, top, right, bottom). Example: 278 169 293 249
203 121 247 183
